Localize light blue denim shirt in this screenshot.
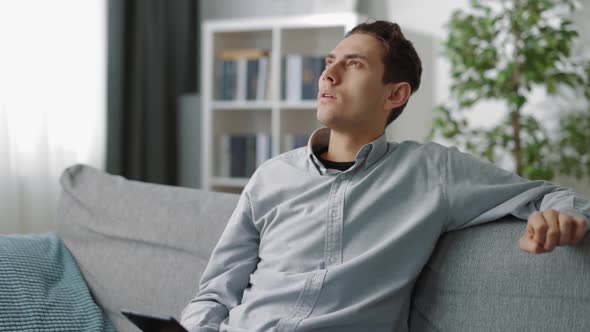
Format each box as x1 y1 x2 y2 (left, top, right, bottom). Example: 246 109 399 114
181 127 590 332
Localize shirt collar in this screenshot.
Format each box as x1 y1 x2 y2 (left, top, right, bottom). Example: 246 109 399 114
306 127 390 175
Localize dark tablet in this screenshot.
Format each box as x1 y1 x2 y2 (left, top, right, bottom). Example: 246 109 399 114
121 310 188 332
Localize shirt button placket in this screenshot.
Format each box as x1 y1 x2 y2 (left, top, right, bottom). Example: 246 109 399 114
325 175 346 267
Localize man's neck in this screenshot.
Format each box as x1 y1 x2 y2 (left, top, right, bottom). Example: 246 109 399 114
321 128 384 162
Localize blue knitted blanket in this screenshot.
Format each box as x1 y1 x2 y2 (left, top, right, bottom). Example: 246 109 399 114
0 233 115 332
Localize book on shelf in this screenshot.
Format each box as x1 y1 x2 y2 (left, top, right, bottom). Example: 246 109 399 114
281 54 326 102
256 57 269 101
215 60 237 101
217 48 269 60
285 55 302 102
215 48 270 102
218 133 273 178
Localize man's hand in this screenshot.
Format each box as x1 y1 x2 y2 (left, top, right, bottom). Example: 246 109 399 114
519 209 588 254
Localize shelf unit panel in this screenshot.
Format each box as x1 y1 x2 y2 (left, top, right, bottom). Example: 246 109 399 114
213 101 273 110
280 100 318 110
214 30 272 53
213 109 271 135
281 26 345 56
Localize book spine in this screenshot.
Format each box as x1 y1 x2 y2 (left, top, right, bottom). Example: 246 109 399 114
256 132 268 168
301 56 315 100
230 135 247 177
286 54 302 102
245 134 256 177
221 60 230 100
219 134 230 177
224 60 237 100
236 58 247 101
246 59 259 100
281 56 286 100
256 57 268 101
214 59 222 100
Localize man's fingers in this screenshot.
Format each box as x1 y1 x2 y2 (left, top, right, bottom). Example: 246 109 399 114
558 212 574 246
572 217 588 244
542 210 560 251
519 235 545 254
524 211 588 253
528 211 547 246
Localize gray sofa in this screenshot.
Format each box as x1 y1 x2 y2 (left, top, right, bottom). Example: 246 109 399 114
55 164 590 331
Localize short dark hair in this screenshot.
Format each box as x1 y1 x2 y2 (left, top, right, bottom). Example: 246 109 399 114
346 20 422 128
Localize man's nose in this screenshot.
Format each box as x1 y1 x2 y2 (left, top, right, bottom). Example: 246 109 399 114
321 66 339 85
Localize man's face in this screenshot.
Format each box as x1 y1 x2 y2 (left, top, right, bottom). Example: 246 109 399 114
317 33 390 133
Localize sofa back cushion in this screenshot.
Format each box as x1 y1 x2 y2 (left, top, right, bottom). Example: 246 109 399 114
0 233 115 331
56 164 238 332
409 220 590 331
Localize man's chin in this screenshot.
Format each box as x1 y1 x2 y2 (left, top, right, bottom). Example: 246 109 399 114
316 112 337 128
316 116 345 131
317 105 343 120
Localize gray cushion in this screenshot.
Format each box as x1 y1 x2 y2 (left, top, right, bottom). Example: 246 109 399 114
56 164 239 332
409 219 590 331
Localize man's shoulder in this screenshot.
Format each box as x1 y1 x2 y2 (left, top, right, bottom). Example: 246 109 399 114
257 147 306 170
247 147 306 183
243 147 307 194
395 139 449 156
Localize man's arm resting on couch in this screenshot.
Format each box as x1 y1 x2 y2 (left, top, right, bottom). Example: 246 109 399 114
443 146 590 253
180 191 260 332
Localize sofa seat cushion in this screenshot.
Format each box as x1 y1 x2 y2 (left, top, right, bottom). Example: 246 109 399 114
0 233 115 331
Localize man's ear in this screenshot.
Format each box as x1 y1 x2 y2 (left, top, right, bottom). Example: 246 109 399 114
384 82 411 111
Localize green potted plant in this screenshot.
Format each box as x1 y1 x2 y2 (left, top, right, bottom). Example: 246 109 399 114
428 0 590 181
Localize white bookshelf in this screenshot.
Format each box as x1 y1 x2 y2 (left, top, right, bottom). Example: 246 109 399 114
201 13 364 192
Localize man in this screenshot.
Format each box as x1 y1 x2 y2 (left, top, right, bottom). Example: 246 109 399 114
180 20 589 331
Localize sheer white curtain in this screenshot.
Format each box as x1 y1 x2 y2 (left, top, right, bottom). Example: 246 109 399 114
0 0 106 234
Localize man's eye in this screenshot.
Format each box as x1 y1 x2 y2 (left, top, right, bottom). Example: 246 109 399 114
349 60 360 67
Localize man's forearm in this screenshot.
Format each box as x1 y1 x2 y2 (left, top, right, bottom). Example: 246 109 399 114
180 300 228 332
179 190 260 331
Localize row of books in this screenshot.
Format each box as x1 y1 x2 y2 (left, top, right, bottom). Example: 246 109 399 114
217 133 309 178
218 133 272 178
214 48 326 103
215 48 271 101
281 54 325 102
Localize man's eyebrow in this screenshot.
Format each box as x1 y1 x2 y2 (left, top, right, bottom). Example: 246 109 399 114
325 53 369 61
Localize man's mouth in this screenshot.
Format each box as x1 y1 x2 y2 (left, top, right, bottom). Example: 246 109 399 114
319 92 337 100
